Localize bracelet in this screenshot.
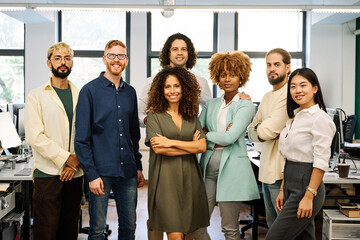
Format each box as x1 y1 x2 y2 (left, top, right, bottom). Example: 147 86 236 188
279 189 283 191
306 186 317 196
66 163 78 171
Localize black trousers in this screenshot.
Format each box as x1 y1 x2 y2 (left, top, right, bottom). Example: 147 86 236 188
33 175 83 240
265 161 325 240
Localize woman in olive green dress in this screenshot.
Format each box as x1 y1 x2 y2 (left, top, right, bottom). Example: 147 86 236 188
145 67 210 240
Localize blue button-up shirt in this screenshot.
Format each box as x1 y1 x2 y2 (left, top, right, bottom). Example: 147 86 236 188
75 72 142 182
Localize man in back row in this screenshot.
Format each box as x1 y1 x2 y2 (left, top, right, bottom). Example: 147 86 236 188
138 32 212 127
248 48 291 228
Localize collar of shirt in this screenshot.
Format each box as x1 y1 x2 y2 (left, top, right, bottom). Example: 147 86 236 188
43 78 77 91
293 104 320 116
220 93 240 109
98 72 125 89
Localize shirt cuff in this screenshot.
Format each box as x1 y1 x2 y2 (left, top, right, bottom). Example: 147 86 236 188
53 149 70 170
86 170 101 182
312 158 329 172
136 161 143 171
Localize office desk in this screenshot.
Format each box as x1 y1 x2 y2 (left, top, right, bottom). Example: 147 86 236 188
248 150 260 167
0 159 32 240
248 151 360 199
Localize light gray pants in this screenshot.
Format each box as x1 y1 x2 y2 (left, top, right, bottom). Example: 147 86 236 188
204 150 242 240
265 161 325 240
262 180 282 227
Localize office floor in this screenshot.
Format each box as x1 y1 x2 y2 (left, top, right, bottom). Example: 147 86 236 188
78 183 268 240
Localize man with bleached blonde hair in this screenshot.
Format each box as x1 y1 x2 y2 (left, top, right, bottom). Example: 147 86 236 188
24 42 83 240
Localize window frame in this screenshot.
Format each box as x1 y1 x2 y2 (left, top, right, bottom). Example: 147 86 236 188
146 12 219 82
234 11 307 66
58 11 131 83
0 14 25 104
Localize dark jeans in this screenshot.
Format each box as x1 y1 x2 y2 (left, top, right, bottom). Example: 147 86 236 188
88 176 138 240
33 176 83 240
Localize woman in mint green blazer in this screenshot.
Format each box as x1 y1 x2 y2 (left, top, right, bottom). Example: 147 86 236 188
199 51 260 240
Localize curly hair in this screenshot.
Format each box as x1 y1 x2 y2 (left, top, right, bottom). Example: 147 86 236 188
208 51 252 88
159 33 197 70
147 67 200 119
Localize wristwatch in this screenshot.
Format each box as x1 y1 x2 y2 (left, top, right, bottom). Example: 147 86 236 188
306 186 317 196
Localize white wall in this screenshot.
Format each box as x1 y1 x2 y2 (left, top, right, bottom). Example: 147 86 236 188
309 19 356 115
25 21 56 95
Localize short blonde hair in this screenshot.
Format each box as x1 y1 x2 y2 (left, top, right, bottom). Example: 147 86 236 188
104 40 126 54
47 42 74 60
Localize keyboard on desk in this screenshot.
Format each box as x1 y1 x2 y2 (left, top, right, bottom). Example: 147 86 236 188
14 168 32 176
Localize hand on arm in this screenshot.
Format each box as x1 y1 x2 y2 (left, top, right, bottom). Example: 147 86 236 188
150 133 206 156
193 130 201 141
254 123 265 142
202 127 208 135
89 177 105 195
249 97 287 142
297 168 324 219
214 122 233 148
59 166 76 181
239 91 252 102
59 154 80 181
143 107 153 126
65 154 80 171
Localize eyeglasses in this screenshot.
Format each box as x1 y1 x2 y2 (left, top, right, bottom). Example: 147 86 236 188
106 53 127 60
51 56 73 63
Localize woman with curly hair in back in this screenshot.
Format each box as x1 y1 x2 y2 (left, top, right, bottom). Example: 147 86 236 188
199 51 260 240
145 66 210 240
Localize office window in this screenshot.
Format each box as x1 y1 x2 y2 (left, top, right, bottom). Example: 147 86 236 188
237 11 303 52
151 11 214 52
148 11 216 95
0 13 25 106
236 11 305 102
61 11 127 88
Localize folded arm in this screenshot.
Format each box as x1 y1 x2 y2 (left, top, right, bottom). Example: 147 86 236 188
248 97 288 142
150 132 206 156
206 101 254 146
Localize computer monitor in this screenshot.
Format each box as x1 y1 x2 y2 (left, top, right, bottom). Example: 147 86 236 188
7 103 26 139
327 108 345 160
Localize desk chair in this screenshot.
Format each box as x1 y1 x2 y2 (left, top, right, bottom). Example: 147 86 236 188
79 207 112 239
239 161 268 240
343 115 357 143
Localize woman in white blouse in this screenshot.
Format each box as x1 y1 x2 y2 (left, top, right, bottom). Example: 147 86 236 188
265 68 336 240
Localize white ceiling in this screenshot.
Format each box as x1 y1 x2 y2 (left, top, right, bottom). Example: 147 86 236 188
1 0 360 25
0 0 359 7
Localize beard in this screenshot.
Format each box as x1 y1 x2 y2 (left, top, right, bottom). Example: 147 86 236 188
267 72 286 86
171 62 186 68
106 61 126 76
51 64 72 79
